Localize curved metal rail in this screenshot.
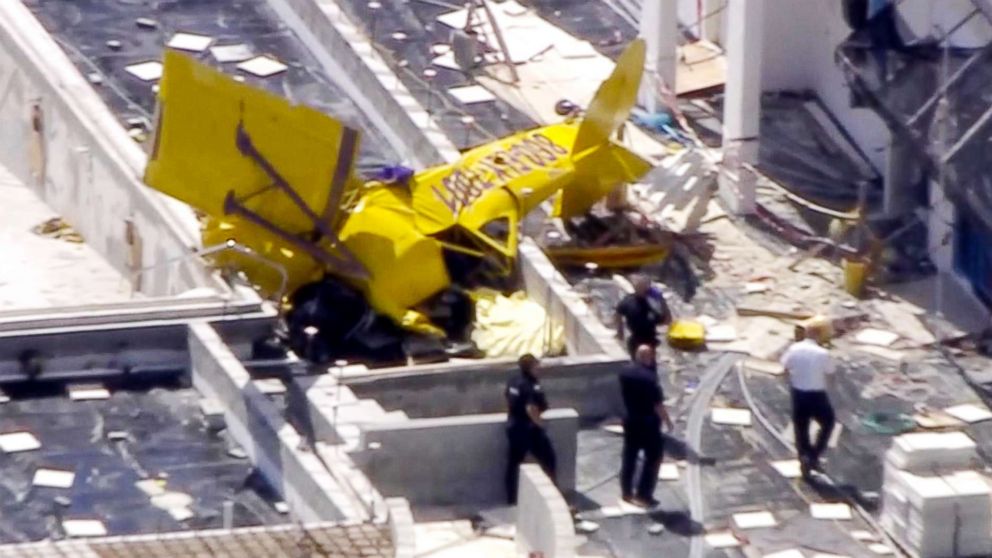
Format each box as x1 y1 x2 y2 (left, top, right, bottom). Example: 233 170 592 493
736 365 909 558
685 353 740 558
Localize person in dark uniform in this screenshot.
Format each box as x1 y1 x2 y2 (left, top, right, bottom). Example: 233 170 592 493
504 353 557 505
615 275 672 358
619 344 673 508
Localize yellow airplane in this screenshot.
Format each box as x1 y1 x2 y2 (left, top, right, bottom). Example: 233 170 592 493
144 39 651 354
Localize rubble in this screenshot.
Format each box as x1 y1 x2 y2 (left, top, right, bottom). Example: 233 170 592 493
236 55 288 77
62 519 107 538
134 17 159 29
732 511 777 529
710 407 752 426
657 463 679 481
32 217 83 243
704 532 742 548
210 44 254 63
32 468 75 489
810 503 853 521
447 85 497 104
770 460 802 479
854 328 899 347
67 383 111 401
124 61 164 81
943 403 992 424
0 431 41 453
167 32 214 52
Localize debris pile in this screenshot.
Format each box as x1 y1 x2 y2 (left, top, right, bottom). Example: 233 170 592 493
31 217 83 243
539 209 674 271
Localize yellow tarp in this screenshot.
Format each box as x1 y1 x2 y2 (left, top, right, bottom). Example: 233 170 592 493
470 289 565 358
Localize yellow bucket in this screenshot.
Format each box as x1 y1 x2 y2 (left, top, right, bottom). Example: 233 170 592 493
843 258 867 298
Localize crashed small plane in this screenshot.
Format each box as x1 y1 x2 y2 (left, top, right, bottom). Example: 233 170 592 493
144 39 652 361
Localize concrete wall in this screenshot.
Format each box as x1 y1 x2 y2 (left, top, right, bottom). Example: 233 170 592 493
752 1 890 172
188 322 361 522
386 498 416 558
344 355 625 420
265 0 459 167
355 409 579 507
757 1 992 173
0 1 220 297
0 301 272 381
519 238 627 359
516 464 576 558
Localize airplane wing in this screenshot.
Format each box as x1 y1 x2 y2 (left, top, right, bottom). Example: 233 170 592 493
144 51 366 279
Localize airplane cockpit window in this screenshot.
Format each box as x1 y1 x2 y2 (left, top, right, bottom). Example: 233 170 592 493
481 217 510 246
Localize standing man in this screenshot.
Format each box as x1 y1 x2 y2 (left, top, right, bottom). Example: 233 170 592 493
505 354 557 505
619 344 674 508
616 275 672 358
780 317 836 480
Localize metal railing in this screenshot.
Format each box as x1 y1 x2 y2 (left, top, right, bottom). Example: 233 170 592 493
125 239 289 303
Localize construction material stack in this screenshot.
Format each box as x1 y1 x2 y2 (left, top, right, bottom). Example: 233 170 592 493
880 432 992 558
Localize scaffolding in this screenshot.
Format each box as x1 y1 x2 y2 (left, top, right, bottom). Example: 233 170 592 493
837 0 992 228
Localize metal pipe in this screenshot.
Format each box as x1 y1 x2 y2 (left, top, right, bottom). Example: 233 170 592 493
128 240 290 303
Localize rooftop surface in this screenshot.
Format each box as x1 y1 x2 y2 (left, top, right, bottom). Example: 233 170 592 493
0 165 133 311
0 521 392 557
0 382 286 543
23 0 396 175
5 0 992 556
321 1 992 556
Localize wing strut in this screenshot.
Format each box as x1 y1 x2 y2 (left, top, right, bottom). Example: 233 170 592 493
223 122 368 279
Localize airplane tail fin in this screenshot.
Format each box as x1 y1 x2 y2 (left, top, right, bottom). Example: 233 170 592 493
556 39 650 218
555 142 652 218
571 38 646 154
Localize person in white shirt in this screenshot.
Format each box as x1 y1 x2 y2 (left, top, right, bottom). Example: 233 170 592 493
780 317 836 479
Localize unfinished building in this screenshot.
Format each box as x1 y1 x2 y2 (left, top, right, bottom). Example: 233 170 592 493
5 0 992 557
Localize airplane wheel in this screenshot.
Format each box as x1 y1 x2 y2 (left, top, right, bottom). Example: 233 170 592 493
285 278 372 363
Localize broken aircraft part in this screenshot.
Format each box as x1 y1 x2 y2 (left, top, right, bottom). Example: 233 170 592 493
142 40 652 357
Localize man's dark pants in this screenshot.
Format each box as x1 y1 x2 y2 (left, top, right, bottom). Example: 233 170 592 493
505 423 557 505
620 419 663 500
790 388 835 470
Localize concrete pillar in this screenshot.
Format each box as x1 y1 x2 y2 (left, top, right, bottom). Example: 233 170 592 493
928 177 956 273
718 0 764 215
639 0 678 113
883 135 923 217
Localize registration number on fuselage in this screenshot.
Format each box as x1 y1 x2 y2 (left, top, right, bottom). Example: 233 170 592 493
431 132 568 214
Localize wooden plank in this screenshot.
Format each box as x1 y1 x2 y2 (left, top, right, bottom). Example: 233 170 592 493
676 42 725 96
736 306 813 320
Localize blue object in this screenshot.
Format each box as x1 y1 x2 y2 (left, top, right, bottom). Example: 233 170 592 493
631 109 674 132
631 108 691 146
370 165 415 185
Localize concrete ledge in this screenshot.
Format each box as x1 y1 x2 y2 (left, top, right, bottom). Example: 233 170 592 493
265 0 459 166
0 304 276 381
0 521 392 554
386 498 416 558
0 296 263 333
354 409 578 507
188 322 359 522
517 464 576 558
0 1 221 296
519 238 627 359
344 355 625 420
